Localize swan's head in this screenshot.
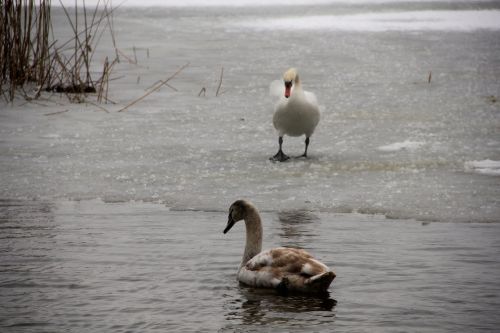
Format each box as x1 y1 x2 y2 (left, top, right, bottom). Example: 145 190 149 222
283 68 299 98
223 199 252 234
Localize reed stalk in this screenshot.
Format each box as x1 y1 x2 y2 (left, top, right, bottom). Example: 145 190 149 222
0 0 118 102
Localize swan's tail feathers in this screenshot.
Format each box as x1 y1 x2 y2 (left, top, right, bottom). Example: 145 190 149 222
307 271 336 292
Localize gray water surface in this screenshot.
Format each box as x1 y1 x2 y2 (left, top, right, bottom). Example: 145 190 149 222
1 200 499 332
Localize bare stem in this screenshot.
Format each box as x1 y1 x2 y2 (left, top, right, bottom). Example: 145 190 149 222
117 62 189 112
216 66 224 97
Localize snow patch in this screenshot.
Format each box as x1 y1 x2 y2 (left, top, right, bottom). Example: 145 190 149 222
377 140 425 152
465 160 500 176
39 133 61 139
236 10 500 32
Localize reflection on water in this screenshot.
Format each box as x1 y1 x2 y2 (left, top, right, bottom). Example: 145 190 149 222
0 199 54 227
221 286 336 331
276 210 320 248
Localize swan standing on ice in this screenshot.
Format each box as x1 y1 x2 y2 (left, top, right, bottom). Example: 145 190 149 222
270 68 320 162
223 199 335 294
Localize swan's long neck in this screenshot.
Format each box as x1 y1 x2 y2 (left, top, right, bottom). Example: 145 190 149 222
294 74 301 88
240 206 263 268
292 75 304 95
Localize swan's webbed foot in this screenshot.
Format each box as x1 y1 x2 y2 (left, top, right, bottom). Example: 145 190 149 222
270 136 290 162
270 149 290 162
296 152 308 159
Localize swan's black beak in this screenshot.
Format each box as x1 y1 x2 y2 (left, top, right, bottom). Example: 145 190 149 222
223 214 235 234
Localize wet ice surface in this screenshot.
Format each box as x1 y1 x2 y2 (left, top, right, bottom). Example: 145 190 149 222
1 200 500 332
236 10 500 31
0 2 500 330
3 3 500 221
465 159 500 176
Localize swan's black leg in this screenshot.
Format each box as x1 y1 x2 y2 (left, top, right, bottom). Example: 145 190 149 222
300 137 310 158
270 136 290 162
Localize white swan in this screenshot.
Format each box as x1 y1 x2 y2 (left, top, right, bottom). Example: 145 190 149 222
270 68 320 162
223 199 335 294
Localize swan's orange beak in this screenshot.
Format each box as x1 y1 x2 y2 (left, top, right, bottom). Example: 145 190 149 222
284 81 292 98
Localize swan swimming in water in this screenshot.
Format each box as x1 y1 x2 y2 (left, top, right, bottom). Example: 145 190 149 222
270 68 320 162
223 199 335 294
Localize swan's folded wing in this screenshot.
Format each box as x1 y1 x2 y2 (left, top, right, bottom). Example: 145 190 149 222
241 248 332 290
271 248 329 278
245 250 274 270
246 247 327 276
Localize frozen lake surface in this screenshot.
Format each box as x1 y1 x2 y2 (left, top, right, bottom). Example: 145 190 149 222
1 1 500 332
1 1 499 222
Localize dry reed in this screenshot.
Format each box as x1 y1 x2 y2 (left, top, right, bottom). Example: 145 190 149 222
1 0 52 101
215 66 224 97
1 0 119 102
117 62 189 113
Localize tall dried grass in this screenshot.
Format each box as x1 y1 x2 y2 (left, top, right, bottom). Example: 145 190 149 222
0 0 118 102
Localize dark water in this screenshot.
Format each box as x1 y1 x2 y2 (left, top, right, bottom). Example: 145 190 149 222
1 200 499 332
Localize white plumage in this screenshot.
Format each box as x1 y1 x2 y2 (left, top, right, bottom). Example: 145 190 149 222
270 68 320 162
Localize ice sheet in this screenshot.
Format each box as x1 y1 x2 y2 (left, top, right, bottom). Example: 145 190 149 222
1 4 499 223
57 0 499 7
377 140 425 152
465 160 500 176
236 10 500 32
